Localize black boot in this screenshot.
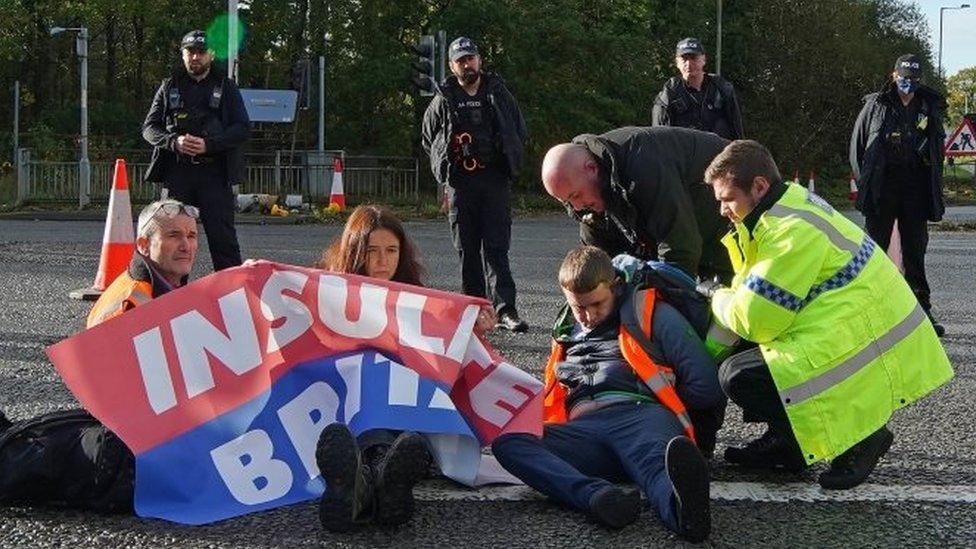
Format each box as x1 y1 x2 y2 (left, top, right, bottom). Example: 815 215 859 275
0 410 11 434
372 431 430 527
587 485 641 530
926 311 946 338
316 423 374 532
819 426 893 490
666 436 711 543
723 427 807 473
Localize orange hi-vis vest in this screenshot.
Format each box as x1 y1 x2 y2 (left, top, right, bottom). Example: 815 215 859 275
542 287 696 442
86 255 157 328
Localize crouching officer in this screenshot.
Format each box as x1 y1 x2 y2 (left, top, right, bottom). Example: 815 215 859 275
701 140 952 489
492 246 724 542
143 30 250 271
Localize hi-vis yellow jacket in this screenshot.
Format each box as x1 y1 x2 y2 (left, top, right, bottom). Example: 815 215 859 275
712 183 953 464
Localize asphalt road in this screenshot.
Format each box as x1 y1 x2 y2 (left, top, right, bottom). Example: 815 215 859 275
0 215 973 548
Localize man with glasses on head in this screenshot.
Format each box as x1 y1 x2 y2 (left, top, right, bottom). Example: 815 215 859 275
143 29 249 272
850 54 948 336
0 200 199 513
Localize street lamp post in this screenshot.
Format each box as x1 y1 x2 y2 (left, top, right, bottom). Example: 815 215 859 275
51 26 90 208
938 3 971 79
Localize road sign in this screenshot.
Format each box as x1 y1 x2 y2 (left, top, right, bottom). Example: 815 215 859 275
239 89 299 123
944 118 976 157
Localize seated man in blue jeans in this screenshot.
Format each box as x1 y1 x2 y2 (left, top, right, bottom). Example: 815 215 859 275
492 246 724 542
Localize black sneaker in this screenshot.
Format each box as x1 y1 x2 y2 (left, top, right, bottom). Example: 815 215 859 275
818 426 893 490
373 431 430 527
496 312 529 333
666 436 711 543
927 312 946 338
317 423 373 532
587 485 641 529
723 428 807 473
0 410 11 434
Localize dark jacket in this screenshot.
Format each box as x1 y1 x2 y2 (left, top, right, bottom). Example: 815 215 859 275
553 284 723 414
651 74 744 140
573 126 732 280
421 72 527 187
849 82 946 221
143 68 250 185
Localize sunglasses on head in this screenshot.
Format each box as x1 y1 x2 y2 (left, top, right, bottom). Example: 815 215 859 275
139 202 199 234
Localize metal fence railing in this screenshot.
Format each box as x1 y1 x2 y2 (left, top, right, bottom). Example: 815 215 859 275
15 148 420 205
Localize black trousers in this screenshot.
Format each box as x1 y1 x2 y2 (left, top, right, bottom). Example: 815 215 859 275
446 178 518 316
718 347 802 458
166 160 243 271
863 174 932 311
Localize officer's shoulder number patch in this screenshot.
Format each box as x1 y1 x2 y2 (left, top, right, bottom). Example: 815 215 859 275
805 191 834 215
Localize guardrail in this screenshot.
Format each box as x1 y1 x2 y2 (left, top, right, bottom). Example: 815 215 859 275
15 149 420 205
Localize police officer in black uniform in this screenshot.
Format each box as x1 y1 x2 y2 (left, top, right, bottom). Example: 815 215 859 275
850 54 947 336
651 38 743 140
421 37 529 332
143 30 249 271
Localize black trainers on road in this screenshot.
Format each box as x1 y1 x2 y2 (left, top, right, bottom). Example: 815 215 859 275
373 431 430 527
723 428 807 473
666 436 711 543
818 426 893 490
316 423 373 532
926 312 946 338
0 410 11 434
587 485 641 529
496 312 528 333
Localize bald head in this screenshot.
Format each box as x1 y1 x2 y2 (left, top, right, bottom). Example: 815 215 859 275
541 143 605 213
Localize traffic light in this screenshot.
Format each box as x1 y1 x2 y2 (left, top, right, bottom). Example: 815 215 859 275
412 35 436 96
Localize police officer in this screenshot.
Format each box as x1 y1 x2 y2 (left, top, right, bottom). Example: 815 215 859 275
702 140 952 490
421 37 529 332
143 30 250 271
850 54 947 336
651 38 743 140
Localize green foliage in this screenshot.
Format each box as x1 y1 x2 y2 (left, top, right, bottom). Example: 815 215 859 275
946 67 976 126
0 0 944 189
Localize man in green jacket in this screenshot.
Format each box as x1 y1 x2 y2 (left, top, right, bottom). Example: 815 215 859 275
701 140 953 489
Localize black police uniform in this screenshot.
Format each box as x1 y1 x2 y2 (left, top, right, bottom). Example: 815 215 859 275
143 53 249 271
651 74 744 140
850 82 946 318
421 72 527 321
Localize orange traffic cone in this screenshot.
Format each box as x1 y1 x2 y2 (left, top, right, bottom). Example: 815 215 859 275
849 173 858 202
807 171 816 193
69 159 136 301
330 157 346 211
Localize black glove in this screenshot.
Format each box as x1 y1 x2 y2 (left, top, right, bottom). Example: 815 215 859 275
695 278 725 299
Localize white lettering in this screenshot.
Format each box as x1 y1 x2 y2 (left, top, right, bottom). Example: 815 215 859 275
386 360 420 406
277 382 341 479
335 354 363 423
444 304 480 362
210 429 293 505
172 288 263 398
396 292 445 355
260 270 313 353
469 364 537 427
133 327 177 414
318 275 388 339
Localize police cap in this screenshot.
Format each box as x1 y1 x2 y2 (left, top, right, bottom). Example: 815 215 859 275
676 37 705 56
181 30 207 51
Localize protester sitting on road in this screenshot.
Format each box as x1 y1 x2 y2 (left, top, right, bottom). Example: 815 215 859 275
699 140 953 489
313 204 495 532
0 200 199 512
492 246 723 542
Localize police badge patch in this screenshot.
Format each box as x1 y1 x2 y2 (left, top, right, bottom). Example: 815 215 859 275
806 191 834 215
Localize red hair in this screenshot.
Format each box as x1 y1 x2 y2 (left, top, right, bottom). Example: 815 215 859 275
316 205 426 286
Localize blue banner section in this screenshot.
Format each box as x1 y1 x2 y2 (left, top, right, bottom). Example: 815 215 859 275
134 350 476 525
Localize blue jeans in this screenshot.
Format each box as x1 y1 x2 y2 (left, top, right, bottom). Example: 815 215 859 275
492 401 683 532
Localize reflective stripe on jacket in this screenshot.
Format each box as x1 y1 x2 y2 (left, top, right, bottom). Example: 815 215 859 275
543 288 696 442
711 183 953 464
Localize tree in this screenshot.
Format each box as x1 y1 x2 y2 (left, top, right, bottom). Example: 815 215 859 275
946 67 976 126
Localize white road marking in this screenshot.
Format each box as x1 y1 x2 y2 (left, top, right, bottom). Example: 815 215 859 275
415 482 976 504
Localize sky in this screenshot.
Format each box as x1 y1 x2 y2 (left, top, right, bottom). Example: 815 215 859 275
917 0 976 77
